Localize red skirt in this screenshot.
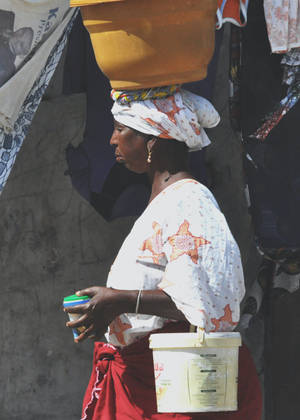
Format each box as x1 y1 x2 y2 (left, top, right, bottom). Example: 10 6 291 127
81 322 262 420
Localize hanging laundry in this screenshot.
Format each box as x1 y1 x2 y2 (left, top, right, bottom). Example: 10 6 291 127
239 259 272 332
216 0 249 29
229 26 243 132
0 0 75 132
264 0 300 54
0 8 78 193
241 0 300 249
252 48 300 141
263 248 300 276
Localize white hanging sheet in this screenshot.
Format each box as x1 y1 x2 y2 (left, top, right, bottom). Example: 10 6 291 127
0 0 74 131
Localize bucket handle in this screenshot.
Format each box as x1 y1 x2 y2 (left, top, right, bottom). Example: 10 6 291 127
190 325 206 346
196 327 205 346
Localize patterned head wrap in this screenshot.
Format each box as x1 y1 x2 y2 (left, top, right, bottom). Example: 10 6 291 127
111 86 220 152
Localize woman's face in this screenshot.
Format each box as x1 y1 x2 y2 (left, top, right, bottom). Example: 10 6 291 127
110 120 149 173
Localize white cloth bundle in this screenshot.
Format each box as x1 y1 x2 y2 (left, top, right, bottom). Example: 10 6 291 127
112 89 220 151
0 0 76 131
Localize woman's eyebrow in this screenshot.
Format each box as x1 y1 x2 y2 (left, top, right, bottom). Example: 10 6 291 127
114 121 126 129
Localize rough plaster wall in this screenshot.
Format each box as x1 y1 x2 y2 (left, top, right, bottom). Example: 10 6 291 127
0 27 262 420
0 90 133 419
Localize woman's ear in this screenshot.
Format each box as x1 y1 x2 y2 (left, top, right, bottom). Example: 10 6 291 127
147 137 157 152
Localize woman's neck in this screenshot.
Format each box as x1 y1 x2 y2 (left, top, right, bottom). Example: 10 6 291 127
148 170 192 203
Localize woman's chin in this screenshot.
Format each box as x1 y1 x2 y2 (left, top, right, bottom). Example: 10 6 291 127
126 164 147 174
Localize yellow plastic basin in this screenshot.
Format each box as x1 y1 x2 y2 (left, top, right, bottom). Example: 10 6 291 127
70 0 218 90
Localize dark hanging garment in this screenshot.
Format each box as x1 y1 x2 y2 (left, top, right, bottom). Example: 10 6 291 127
241 0 300 248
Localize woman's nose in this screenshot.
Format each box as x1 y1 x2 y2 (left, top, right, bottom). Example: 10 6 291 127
109 130 118 146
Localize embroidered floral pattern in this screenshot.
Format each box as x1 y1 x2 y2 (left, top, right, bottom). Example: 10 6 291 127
143 118 173 139
189 121 201 135
153 96 184 124
109 316 132 346
168 219 210 264
140 221 166 264
106 180 245 346
211 304 237 332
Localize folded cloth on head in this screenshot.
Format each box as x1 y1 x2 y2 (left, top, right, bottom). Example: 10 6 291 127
0 0 75 132
111 87 220 152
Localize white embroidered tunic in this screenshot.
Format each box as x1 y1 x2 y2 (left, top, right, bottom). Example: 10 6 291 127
106 179 245 347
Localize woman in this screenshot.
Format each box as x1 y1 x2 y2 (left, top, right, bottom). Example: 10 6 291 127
65 86 262 420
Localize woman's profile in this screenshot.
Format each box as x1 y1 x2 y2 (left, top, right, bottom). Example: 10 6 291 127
64 86 262 420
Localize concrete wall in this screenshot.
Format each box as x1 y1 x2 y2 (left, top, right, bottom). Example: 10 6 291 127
0 26 262 420
0 86 134 419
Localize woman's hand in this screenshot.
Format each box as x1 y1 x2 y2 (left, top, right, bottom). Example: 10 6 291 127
64 287 187 343
64 286 130 343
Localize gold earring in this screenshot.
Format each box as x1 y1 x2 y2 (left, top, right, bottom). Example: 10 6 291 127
147 150 152 164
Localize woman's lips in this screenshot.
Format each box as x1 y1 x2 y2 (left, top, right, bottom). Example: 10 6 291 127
115 155 124 162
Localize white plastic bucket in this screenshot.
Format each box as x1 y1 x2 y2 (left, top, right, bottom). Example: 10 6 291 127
149 329 241 413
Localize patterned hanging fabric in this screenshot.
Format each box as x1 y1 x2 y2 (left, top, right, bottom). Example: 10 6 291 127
251 48 300 141
0 7 78 192
264 0 300 54
0 1 73 131
216 0 249 29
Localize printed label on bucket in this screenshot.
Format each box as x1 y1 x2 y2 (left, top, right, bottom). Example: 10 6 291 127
188 358 226 407
152 347 239 413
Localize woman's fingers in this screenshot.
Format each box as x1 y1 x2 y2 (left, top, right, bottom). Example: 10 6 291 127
66 313 89 328
75 324 95 343
63 286 113 343
64 302 91 314
75 286 99 298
